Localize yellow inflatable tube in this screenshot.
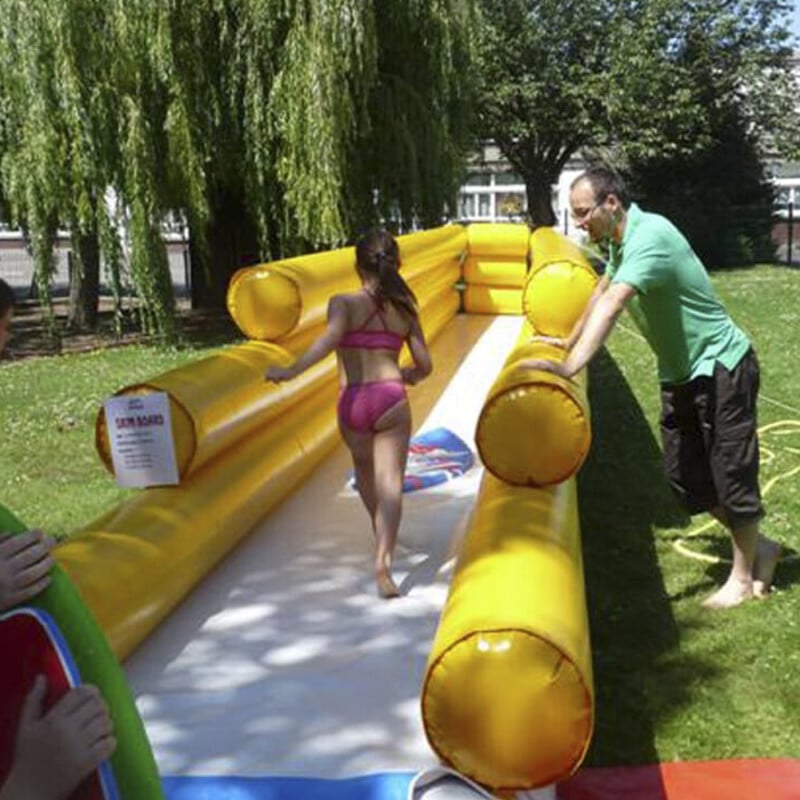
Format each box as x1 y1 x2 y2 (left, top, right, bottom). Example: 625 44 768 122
95 342 334 479
421 472 593 792
398 227 467 282
524 227 598 338
398 224 467 261
461 223 528 314
227 247 358 341
462 284 522 315
466 222 530 259
417 288 460 343
475 337 591 487
59 381 340 660
96 254 460 481
463 222 529 288
407 259 461 301
228 225 466 341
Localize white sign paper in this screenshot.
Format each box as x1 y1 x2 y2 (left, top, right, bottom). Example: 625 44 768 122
104 392 180 488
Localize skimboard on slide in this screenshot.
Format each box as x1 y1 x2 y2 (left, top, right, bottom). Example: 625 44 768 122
348 427 475 494
0 502 164 799
403 428 475 492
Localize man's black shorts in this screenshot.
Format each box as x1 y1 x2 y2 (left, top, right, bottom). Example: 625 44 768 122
659 348 764 528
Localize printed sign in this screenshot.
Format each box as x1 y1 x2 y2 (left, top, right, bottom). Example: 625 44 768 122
104 392 179 488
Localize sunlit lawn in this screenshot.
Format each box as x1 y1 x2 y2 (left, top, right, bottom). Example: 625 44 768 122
579 264 800 764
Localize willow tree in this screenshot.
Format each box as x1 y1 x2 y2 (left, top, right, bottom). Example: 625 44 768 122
0 0 62 321
347 1 478 231
1 0 477 333
0 0 126 333
152 0 381 307
153 0 477 307
106 0 476 309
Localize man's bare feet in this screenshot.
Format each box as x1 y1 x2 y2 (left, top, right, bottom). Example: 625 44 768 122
375 569 400 599
752 535 782 598
702 577 753 609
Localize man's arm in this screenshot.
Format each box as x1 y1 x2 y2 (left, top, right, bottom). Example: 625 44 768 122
520 281 637 379
531 274 610 349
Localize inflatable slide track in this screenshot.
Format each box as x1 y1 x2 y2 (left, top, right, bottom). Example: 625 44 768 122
10 223 790 799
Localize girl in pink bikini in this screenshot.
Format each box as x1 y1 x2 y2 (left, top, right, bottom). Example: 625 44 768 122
265 230 432 598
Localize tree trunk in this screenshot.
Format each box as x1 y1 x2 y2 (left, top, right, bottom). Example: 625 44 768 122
190 190 261 309
524 176 557 228
67 231 100 330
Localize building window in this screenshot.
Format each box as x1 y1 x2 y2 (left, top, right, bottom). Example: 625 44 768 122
459 194 476 218
494 171 524 186
464 172 492 187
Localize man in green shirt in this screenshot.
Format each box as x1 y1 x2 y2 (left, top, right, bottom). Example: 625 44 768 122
521 165 781 609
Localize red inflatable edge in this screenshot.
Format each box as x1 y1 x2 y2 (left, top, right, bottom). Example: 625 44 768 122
559 758 800 800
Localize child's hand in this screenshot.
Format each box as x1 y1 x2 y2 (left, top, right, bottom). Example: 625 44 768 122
0 530 56 612
2 676 116 800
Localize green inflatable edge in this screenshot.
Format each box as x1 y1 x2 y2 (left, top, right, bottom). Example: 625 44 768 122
0 502 165 800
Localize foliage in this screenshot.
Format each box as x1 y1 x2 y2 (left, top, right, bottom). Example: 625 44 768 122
474 0 616 223
625 106 778 268
671 0 799 161
617 0 798 268
0 0 478 328
348 1 477 231
2 2 126 314
472 0 799 226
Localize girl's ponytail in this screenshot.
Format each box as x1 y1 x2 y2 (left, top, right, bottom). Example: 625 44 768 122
356 230 418 319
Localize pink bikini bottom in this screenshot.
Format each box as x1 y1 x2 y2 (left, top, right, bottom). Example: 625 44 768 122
337 380 407 433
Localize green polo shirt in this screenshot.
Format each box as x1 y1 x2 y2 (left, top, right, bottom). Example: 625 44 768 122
607 203 750 384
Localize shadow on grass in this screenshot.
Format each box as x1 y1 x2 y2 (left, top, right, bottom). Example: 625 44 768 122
578 349 723 767
5 299 244 360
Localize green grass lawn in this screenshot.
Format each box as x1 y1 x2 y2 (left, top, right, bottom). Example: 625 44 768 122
579 264 800 765
1 263 799 766
0 343 239 537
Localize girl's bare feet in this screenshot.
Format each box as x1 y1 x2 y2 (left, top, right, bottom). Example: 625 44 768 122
375 568 400 599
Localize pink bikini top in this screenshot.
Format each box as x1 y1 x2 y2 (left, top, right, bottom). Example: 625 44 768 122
340 293 405 352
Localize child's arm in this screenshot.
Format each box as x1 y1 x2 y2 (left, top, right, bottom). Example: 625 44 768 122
266 295 348 382
400 315 432 386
